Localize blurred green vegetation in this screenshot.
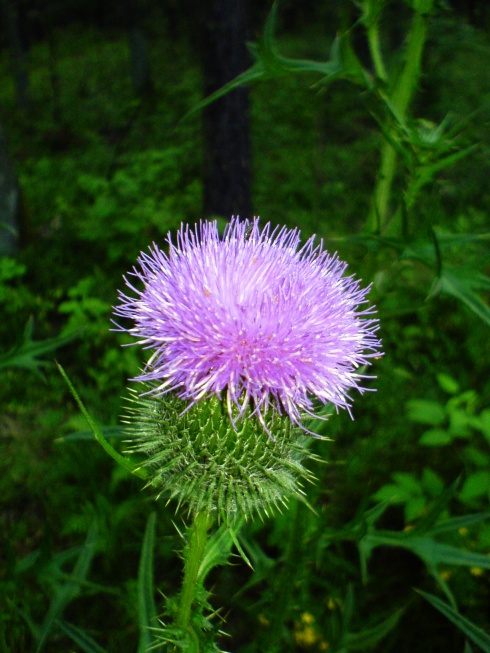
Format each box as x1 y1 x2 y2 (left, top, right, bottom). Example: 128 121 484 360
1 2 490 652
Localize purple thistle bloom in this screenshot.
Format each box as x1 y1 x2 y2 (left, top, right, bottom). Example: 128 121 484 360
114 217 381 432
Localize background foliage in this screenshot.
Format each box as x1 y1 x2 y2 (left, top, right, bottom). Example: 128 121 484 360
1 0 489 651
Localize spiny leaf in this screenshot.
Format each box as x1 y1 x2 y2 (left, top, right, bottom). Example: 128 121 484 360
417 590 490 652
343 607 405 650
439 271 490 328
0 318 78 377
228 524 253 570
183 2 349 120
408 144 479 205
198 523 236 584
429 513 490 537
360 530 490 581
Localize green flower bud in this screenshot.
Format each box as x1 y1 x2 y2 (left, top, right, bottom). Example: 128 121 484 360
123 385 317 522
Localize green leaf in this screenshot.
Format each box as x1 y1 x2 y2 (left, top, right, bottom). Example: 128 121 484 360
372 483 412 504
475 409 490 441
432 232 490 248
414 481 459 534
400 234 490 327
15 605 42 642
183 3 353 120
359 528 490 585
407 538 490 570
0 318 79 377
137 512 158 653
198 522 236 584
392 472 423 494
255 2 346 80
228 523 253 570
417 590 490 652
35 524 98 653
464 446 490 468
440 270 490 328
402 232 490 267
422 468 445 497
56 363 147 480
406 399 446 426
408 144 479 202
343 608 405 650
459 472 490 503
448 409 472 438
405 496 427 522
437 373 460 395
57 620 107 653
183 62 266 119
341 584 356 634
429 513 490 537
55 426 127 443
419 428 452 446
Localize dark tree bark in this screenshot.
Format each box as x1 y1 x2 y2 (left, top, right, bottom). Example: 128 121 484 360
1 0 30 111
129 27 154 97
124 0 154 97
200 0 252 220
0 125 20 255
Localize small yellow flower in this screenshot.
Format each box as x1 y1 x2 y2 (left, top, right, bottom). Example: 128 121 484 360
439 570 452 582
293 625 318 647
293 613 321 648
458 527 468 536
319 642 330 651
301 612 315 625
258 614 270 626
470 567 485 577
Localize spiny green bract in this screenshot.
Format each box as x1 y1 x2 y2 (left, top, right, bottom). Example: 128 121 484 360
153 590 228 653
123 385 316 521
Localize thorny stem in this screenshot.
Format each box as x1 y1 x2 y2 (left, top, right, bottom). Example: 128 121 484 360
365 0 434 234
367 21 387 82
176 511 213 636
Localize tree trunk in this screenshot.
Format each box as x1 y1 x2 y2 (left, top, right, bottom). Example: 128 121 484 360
124 0 154 97
1 0 30 111
129 27 153 97
0 125 20 256
201 0 252 220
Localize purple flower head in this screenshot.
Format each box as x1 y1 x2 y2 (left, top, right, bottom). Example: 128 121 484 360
114 217 381 433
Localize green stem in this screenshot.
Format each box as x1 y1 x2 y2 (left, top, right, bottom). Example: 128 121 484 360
365 0 433 234
176 511 213 633
391 2 431 121
367 22 387 82
369 141 398 235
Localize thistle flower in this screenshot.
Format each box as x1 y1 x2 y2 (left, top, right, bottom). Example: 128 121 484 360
115 217 381 519
114 217 381 433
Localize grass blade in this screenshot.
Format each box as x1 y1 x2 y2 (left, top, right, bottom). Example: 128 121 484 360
55 426 127 443
35 523 98 653
56 363 147 480
57 620 108 653
137 512 158 653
